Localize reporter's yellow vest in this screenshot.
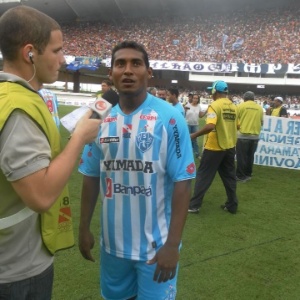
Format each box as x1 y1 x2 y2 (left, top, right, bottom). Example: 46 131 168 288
0 80 74 255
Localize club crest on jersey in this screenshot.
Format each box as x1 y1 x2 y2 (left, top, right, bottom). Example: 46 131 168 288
136 131 154 153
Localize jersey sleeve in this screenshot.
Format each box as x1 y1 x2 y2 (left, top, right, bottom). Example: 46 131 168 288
165 110 196 182
78 141 101 177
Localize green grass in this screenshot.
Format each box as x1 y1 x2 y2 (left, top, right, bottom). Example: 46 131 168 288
52 106 300 300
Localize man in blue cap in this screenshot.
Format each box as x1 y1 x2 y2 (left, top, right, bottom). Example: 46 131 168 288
188 80 238 214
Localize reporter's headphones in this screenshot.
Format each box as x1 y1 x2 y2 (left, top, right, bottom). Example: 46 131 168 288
28 51 34 64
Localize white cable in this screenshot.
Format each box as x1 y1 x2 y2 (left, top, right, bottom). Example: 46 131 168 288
27 64 36 83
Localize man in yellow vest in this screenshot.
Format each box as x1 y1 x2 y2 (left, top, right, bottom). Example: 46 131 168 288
267 96 288 118
0 6 100 300
188 80 238 214
236 91 264 182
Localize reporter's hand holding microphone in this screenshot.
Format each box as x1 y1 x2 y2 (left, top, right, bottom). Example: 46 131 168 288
72 109 102 145
73 97 113 144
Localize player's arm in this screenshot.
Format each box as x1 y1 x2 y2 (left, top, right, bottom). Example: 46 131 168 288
192 106 216 138
78 175 100 262
148 179 192 283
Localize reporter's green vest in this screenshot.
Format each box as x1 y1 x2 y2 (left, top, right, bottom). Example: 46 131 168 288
0 79 74 255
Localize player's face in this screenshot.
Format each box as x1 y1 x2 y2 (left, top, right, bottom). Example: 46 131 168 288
110 48 152 96
34 30 65 86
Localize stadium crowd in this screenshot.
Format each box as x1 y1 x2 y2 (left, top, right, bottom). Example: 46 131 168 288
62 4 300 64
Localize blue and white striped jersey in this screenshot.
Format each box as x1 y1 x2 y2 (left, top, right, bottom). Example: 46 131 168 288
38 88 60 129
79 93 195 261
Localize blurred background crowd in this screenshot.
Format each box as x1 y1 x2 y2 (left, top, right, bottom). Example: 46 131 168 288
62 5 300 64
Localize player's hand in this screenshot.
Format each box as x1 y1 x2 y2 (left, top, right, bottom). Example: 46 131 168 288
146 243 179 283
78 227 95 262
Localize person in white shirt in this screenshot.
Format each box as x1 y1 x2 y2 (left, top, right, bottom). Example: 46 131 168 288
184 94 206 158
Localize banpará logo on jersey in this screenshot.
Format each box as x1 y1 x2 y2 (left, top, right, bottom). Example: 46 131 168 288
100 136 120 143
105 178 152 198
123 124 132 138
136 131 154 153
103 159 154 173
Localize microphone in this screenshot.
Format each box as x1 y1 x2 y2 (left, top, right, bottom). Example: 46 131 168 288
89 98 112 119
90 89 119 119
60 92 118 134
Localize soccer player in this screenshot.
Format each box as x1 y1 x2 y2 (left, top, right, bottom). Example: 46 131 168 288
78 41 195 300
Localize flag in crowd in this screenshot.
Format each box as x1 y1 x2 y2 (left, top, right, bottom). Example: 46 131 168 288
222 34 229 50
66 57 102 71
232 37 244 50
196 33 202 49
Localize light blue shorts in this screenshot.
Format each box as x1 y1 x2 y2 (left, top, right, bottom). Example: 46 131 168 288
100 248 178 300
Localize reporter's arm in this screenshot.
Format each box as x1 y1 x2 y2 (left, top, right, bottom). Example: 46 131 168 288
8 110 100 212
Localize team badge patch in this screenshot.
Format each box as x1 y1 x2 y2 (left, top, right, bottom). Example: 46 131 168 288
136 131 154 153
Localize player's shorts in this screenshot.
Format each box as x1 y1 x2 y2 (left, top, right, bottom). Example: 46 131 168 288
100 248 178 300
